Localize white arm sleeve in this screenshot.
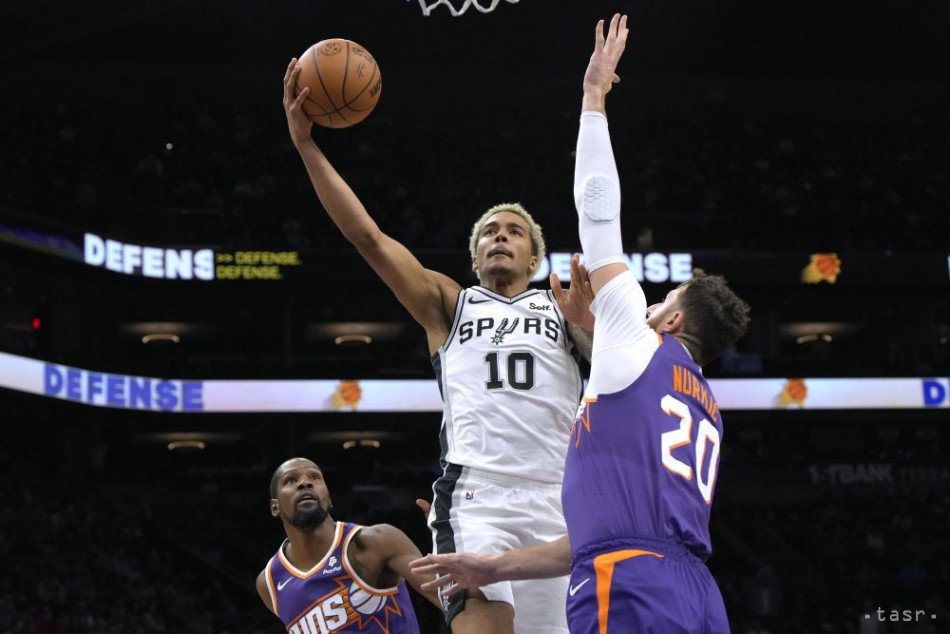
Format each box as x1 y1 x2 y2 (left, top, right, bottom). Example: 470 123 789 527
574 111 624 272
586 271 661 396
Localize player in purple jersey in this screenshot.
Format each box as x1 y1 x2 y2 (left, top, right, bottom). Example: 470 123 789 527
257 458 441 633
411 14 750 634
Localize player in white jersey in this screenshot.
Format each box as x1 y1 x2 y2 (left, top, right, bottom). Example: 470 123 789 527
283 60 590 634
435 285 582 482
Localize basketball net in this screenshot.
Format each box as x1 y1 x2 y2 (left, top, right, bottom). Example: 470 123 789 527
409 0 520 17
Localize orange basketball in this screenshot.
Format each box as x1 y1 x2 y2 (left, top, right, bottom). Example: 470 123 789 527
295 39 382 129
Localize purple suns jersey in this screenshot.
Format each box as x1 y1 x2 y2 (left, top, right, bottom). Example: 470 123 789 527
264 522 420 634
562 273 724 561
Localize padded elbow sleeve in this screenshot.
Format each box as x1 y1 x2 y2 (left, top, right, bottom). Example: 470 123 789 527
578 174 620 222
574 112 624 271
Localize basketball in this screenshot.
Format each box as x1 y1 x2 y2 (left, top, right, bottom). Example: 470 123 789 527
296 39 382 129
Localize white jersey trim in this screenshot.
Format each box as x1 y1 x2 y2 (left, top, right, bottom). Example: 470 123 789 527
544 289 567 334
277 521 344 578
546 288 583 399
439 288 468 356
341 524 400 596
470 285 543 304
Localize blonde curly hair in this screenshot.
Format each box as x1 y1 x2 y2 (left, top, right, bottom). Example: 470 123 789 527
468 202 547 263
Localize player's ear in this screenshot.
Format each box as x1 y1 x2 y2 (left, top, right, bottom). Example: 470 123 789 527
270 499 279 517
665 310 685 334
471 255 478 273
527 255 538 276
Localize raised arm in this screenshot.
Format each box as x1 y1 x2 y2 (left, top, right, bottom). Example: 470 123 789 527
283 60 460 352
408 535 572 596
575 14 630 295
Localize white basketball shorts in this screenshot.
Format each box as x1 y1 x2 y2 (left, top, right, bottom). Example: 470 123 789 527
429 463 569 633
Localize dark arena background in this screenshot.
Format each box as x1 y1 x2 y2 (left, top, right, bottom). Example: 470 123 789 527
1 0 948 632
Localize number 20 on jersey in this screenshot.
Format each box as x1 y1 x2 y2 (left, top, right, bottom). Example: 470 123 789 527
660 394 721 505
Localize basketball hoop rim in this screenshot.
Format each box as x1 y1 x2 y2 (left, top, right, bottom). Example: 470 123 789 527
408 0 521 18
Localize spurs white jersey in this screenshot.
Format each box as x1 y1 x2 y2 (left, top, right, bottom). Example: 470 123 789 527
432 285 583 482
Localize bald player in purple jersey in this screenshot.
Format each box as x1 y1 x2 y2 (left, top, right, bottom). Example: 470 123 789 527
257 458 441 634
411 14 750 634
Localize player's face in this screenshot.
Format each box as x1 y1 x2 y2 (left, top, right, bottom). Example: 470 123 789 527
472 212 538 282
646 286 685 332
272 459 333 529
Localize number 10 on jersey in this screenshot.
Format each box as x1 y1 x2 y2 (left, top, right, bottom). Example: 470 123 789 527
484 352 535 391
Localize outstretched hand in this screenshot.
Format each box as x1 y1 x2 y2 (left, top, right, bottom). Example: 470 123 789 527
283 58 314 147
550 253 595 331
410 498 494 599
409 552 499 597
583 14 629 100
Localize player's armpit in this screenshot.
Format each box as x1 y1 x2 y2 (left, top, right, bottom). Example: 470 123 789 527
256 569 276 615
